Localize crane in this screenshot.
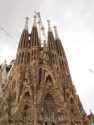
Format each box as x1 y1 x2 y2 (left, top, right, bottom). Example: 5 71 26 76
35 12 47 43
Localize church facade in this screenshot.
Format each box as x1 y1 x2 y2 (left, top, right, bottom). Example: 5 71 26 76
0 13 90 125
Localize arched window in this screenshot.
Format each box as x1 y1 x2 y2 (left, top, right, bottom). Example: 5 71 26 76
34 50 37 60
24 105 29 110
34 31 36 46
67 92 69 99
24 91 30 97
45 75 53 87
62 60 65 70
31 50 33 61
46 75 52 82
23 39 26 48
50 35 53 50
45 93 53 101
28 40 31 48
24 53 26 64
27 53 30 63
55 55 57 64
21 52 24 63
70 98 74 104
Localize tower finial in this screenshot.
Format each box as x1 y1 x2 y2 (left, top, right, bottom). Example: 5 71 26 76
24 17 29 30
33 15 37 27
47 20 52 32
54 26 59 40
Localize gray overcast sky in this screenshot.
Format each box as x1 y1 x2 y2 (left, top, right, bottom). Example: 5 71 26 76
0 0 94 114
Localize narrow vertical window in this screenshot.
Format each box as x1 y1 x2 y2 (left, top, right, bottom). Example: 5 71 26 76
39 68 42 85
27 53 30 63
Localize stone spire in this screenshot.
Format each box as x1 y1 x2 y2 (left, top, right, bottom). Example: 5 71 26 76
47 20 52 32
54 26 59 40
54 26 63 56
24 17 29 30
33 15 37 27
47 20 56 52
30 15 39 47
16 17 29 65
18 17 29 49
54 26 69 73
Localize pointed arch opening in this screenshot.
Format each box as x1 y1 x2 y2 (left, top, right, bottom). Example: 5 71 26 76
24 104 29 110
46 75 52 83
27 52 30 63
21 52 24 63
45 93 53 101
24 91 30 97
45 75 53 87
70 98 74 104
23 38 26 48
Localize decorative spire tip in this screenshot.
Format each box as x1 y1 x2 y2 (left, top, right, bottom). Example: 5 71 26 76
24 17 29 30
33 15 37 27
26 17 29 21
54 26 59 40
47 20 52 32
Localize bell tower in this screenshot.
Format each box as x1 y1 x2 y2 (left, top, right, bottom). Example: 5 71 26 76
16 17 30 65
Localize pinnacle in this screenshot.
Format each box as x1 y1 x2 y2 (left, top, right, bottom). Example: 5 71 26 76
33 15 37 27
24 17 29 30
47 20 52 32
54 26 59 40
1 60 7 69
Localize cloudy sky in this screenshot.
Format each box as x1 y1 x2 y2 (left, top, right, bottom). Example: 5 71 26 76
0 0 94 114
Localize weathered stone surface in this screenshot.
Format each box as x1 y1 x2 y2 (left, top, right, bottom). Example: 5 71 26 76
0 15 90 125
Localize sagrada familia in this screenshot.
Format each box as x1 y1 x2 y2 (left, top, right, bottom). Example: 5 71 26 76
0 12 93 125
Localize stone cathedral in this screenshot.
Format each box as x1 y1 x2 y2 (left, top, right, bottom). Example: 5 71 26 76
0 13 90 125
